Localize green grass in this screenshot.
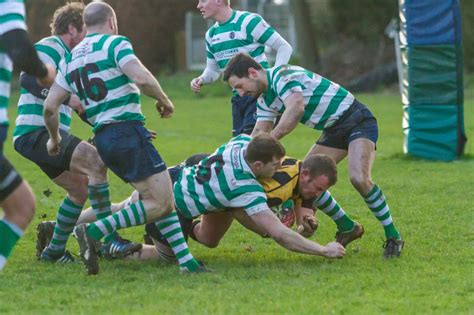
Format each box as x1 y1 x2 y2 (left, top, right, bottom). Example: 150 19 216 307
0 73 473 314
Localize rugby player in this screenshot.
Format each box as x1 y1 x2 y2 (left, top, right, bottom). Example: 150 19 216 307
224 53 404 258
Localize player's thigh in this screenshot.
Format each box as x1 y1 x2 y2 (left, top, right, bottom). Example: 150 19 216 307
306 144 347 163
133 170 173 207
198 211 234 242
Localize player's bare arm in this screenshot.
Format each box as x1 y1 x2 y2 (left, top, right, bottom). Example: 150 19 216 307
121 59 174 118
270 92 305 139
251 120 274 137
43 83 70 156
250 209 345 258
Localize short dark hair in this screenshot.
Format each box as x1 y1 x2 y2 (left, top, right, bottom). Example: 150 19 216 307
302 154 337 186
84 1 114 27
50 2 84 36
246 134 285 164
223 53 262 82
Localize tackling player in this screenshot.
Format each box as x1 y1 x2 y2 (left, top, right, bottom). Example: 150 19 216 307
224 53 404 258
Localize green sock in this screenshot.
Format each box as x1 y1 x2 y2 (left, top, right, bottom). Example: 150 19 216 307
47 197 83 255
364 184 401 239
88 183 115 243
0 219 24 271
315 191 355 232
154 212 200 271
87 200 147 241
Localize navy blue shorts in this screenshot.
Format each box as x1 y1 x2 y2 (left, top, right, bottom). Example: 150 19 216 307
231 95 257 136
0 155 23 202
0 125 8 155
14 128 81 179
316 100 378 150
94 122 167 183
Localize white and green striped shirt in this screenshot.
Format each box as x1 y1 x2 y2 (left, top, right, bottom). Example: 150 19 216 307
174 135 268 219
0 0 26 126
257 65 355 130
55 33 144 132
13 36 72 142
206 10 278 71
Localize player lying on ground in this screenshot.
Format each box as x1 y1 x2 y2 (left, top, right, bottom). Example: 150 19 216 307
224 53 404 259
38 136 348 264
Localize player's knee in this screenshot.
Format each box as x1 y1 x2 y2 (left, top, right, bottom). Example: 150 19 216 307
69 179 88 205
199 237 220 248
350 174 371 193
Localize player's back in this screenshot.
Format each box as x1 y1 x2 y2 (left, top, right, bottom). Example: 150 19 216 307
58 33 144 132
174 135 268 219
14 36 72 142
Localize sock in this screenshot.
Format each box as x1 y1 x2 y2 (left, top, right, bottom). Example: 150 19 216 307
87 200 146 241
0 219 24 271
364 184 401 239
88 183 115 243
154 211 201 271
315 191 355 232
47 197 83 255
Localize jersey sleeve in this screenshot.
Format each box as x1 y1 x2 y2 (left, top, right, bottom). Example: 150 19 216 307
55 59 72 93
256 96 278 122
241 190 269 216
274 75 305 101
110 36 138 68
0 2 27 35
247 13 277 46
34 41 61 68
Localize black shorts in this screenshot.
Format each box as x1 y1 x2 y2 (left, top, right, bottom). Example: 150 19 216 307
0 156 23 202
231 94 257 136
94 122 167 183
316 100 378 150
0 125 7 155
14 128 81 179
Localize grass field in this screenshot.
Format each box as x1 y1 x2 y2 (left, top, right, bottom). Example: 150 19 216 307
0 73 473 314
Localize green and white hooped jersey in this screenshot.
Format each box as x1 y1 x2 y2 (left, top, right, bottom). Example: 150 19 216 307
55 33 144 132
257 65 355 130
174 135 269 219
13 36 72 142
0 0 27 126
206 10 278 71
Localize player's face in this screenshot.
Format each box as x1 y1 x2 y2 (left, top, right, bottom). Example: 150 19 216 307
71 24 86 47
197 0 219 19
258 156 282 178
228 74 265 98
299 173 331 200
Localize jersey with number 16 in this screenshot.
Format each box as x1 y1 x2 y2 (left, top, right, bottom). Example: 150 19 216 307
55 33 145 132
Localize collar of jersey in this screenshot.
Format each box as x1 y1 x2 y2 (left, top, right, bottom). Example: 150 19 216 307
86 33 100 38
219 10 236 26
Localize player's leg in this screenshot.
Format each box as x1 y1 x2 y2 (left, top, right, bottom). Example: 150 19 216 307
190 211 234 248
231 94 246 136
0 156 35 271
14 129 86 261
346 101 403 258
348 138 403 258
241 96 257 135
313 190 364 247
86 123 202 271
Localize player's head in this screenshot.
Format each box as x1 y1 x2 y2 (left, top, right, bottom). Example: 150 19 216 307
246 134 285 178
197 0 231 20
84 1 118 35
298 154 337 200
223 53 265 98
50 2 85 47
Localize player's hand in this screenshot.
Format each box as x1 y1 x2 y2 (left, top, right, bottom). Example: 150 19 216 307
156 99 174 118
190 77 203 93
37 63 56 88
296 215 318 238
147 129 157 140
46 135 61 156
323 242 346 259
68 95 84 115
